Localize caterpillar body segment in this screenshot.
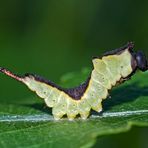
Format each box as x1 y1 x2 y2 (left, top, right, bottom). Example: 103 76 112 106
0 42 147 120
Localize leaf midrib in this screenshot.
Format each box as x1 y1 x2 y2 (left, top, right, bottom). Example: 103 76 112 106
0 109 148 123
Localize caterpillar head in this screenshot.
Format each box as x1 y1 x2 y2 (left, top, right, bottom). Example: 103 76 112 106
119 43 148 75
135 51 148 72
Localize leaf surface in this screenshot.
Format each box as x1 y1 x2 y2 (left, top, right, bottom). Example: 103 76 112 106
0 69 148 148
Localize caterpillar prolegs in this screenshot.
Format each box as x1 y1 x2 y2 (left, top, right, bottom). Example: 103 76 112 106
0 42 148 120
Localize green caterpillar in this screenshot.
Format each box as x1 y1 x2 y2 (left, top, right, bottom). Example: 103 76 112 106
0 42 147 120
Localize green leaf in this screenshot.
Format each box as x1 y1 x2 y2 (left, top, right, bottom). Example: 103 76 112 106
60 67 91 87
0 69 148 148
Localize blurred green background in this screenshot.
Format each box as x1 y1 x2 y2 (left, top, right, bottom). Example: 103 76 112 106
0 0 148 147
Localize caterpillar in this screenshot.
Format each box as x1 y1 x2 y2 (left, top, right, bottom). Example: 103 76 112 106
0 42 147 120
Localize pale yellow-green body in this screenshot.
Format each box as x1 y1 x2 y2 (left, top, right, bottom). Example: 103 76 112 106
23 49 133 120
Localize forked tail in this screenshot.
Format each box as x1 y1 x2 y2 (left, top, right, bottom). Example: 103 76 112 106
0 67 23 82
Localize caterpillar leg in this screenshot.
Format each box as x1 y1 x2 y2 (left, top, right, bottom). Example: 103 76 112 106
67 114 77 121
66 99 79 120
53 113 64 120
52 106 66 120
91 102 102 112
52 93 67 120
78 99 91 120
79 111 90 120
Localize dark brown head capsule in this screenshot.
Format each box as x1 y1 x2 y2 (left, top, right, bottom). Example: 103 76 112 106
135 51 148 72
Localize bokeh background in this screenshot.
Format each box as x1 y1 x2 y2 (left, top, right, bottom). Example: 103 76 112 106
0 0 148 147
